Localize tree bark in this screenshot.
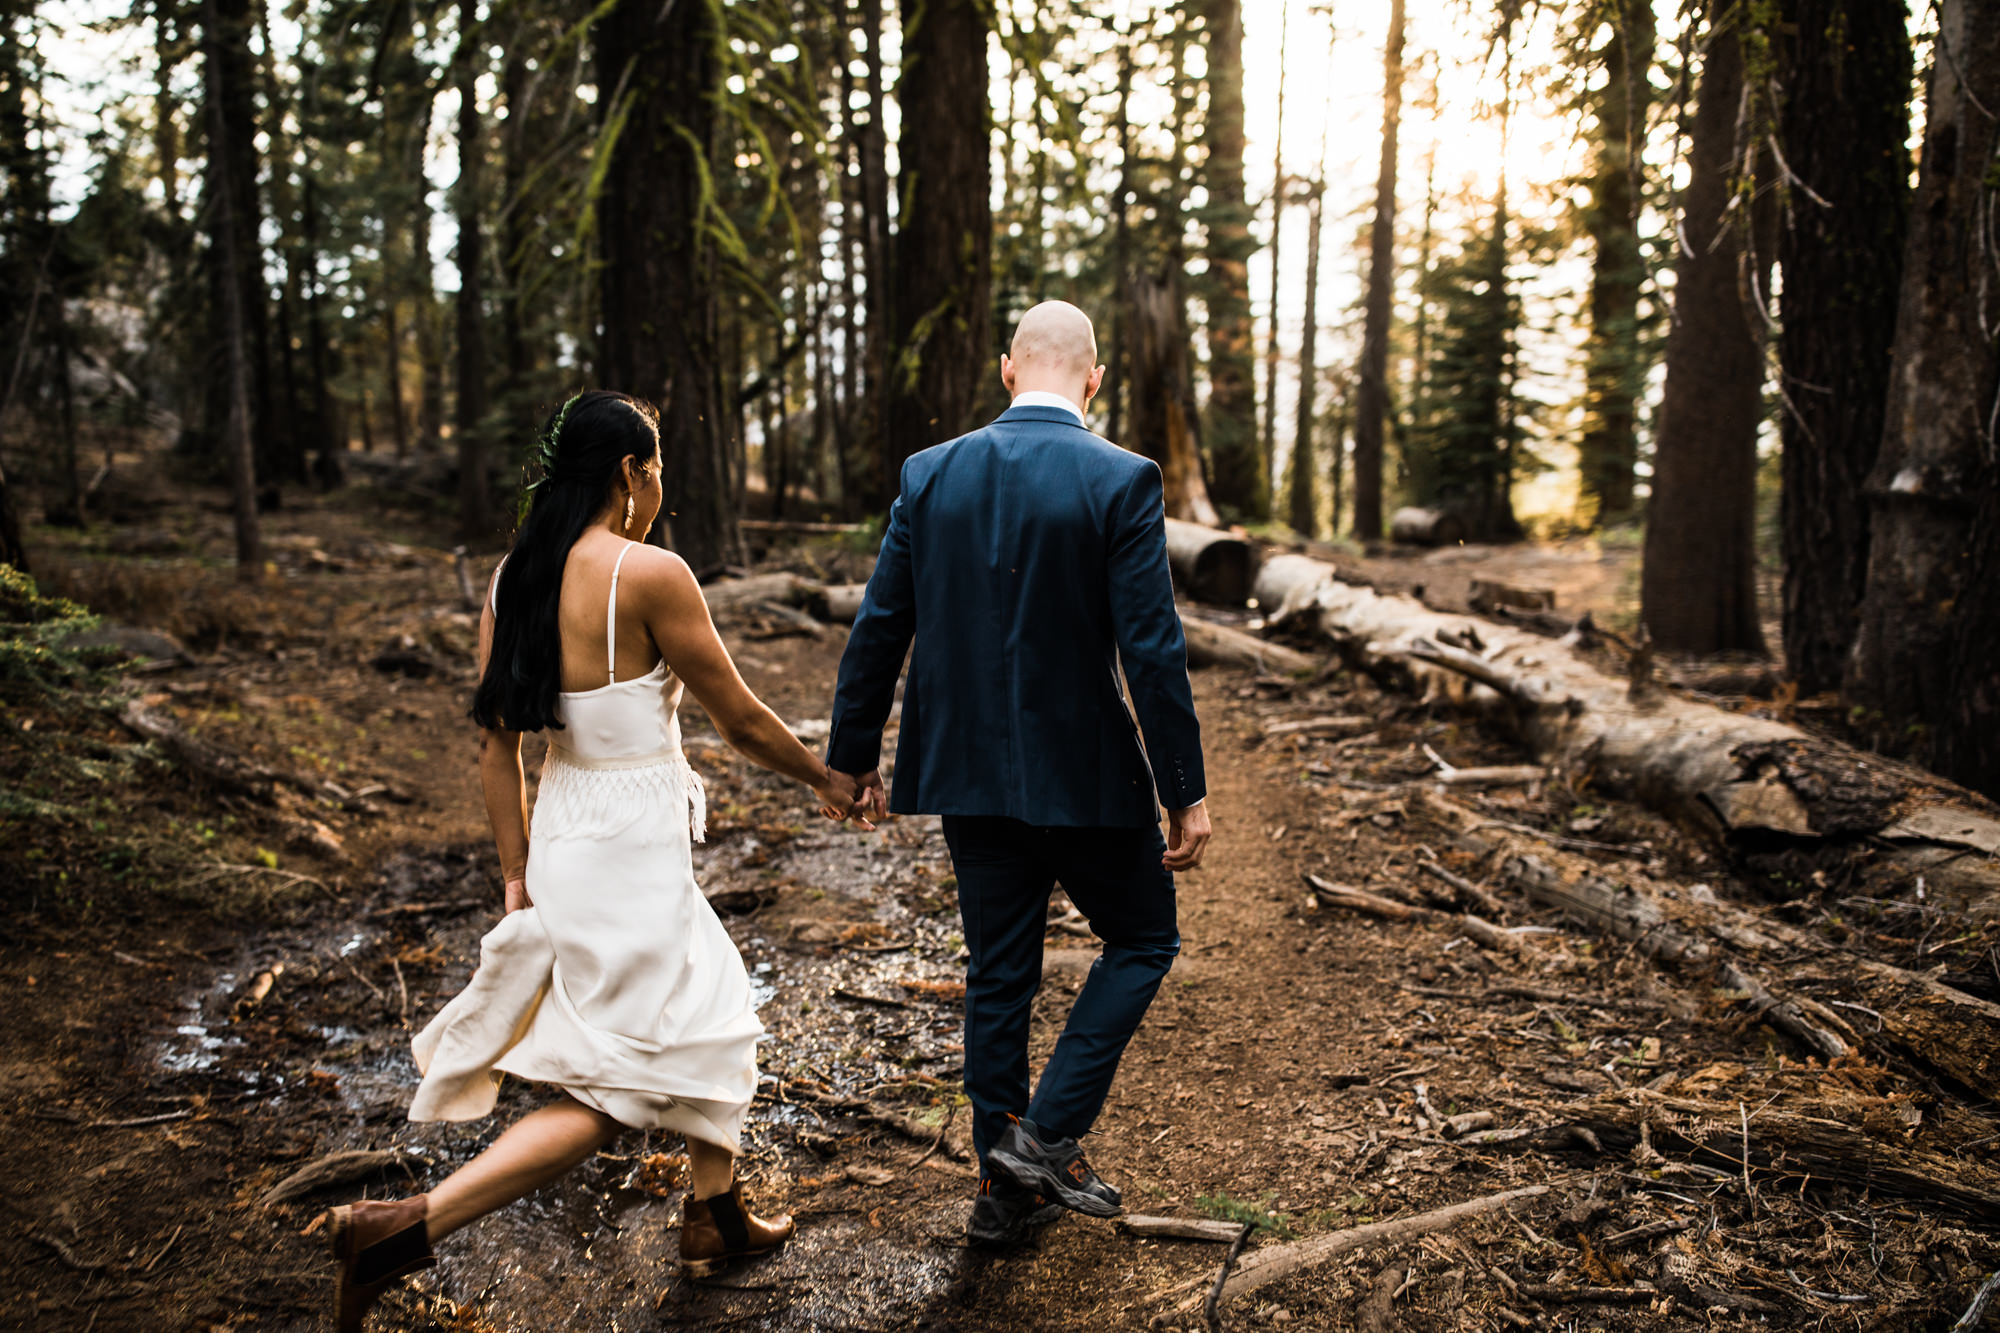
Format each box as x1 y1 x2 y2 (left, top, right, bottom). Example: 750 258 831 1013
1128 266 1221 526
1258 1 1288 496
1640 9 1773 654
1287 179 1325 536
1576 0 1655 527
854 0 891 507
1846 0 2000 798
201 0 261 574
596 0 740 569
1773 0 1912 693
1163 517 1259 605
1200 0 1264 522
453 0 492 540
1350 0 1404 543
885 0 992 493
199 0 273 513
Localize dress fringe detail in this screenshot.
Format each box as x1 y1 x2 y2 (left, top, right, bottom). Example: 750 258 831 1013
534 748 707 845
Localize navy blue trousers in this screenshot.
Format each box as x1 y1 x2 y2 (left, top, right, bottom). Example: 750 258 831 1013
941 816 1180 1173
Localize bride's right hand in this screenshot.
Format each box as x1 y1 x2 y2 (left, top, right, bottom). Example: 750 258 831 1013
504 876 533 913
813 767 875 830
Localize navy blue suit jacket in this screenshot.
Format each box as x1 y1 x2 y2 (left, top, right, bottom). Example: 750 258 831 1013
826 404 1206 827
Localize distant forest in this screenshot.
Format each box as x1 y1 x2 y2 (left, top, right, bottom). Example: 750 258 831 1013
0 0 1995 795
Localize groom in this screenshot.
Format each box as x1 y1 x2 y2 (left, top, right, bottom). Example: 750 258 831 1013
826 300 1211 1245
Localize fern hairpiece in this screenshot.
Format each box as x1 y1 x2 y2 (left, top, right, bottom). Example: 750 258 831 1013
524 392 583 493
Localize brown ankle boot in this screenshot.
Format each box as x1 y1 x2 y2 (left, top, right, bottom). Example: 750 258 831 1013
325 1195 435 1332
679 1182 795 1276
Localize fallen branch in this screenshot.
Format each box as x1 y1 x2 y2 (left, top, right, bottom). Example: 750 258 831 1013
260 1148 426 1207
1119 1215 1251 1243
1180 614 1318 675
1204 1222 1258 1333
1306 874 1521 953
1158 1184 1550 1313
1357 1263 1408 1333
1264 715 1376 740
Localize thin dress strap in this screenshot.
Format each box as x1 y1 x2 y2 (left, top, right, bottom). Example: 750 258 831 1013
605 543 634 684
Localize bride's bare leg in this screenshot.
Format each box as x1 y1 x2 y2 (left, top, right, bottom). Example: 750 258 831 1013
686 1138 735 1199
424 1097 622 1241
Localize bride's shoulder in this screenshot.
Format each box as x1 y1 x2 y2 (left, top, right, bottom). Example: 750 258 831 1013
618 543 700 601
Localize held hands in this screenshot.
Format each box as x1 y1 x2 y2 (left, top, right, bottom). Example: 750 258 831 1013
813 766 880 830
504 876 533 914
1163 800 1211 871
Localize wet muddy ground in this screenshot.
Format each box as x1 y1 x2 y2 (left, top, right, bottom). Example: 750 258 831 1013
5 485 1999 1332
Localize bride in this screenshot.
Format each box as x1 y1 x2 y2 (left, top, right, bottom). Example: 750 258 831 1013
321 390 867 1330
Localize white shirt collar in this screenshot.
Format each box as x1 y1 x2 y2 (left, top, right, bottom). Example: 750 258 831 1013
1009 390 1086 424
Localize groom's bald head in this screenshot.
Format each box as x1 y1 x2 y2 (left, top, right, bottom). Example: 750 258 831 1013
1002 300 1105 411
1009 301 1098 377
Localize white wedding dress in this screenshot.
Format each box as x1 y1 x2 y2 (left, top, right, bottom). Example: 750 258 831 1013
408 544 763 1151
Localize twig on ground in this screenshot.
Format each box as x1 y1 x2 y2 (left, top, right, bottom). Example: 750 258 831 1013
321 947 386 1003
1204 1222 1258 1333
1953 1270 2000 1331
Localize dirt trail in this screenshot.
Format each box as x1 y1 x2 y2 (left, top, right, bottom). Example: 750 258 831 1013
6 491 1998 1331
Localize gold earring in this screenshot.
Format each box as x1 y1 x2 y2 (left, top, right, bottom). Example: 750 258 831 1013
623 495 635 533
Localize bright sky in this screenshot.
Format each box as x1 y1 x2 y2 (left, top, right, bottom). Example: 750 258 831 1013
36 0 1715 523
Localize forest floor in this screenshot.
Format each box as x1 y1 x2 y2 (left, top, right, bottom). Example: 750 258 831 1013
2 463 1995 1332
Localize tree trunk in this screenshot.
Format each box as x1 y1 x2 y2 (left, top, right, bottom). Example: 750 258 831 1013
1200 0 1263 522
1350 0 1404 543
855 0 891 507
1640 10 1773 654
0 454 25 570
500 33 532 393
1258 1 1287 495
885 0 992 492
1576 0 1655 527
1846 0 2000 799
596 0 739 570
201 0 261 574
1108 29 1133 448
200 0 273 510
1774 0 1912 693
153 0 182 217
412 90 444 454
1288 180 1325 537
453 0 492 540
1163 517 1259 605
1128 267 1221 527
384 297 408 458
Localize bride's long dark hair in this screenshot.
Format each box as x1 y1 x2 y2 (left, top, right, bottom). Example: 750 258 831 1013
471 390 661 734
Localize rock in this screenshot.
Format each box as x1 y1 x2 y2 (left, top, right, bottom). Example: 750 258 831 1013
371 634 438 677
62 624 191 665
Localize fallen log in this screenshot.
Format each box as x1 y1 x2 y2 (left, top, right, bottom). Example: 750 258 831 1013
810 583 867 623
119 700 322 804
1179 614 1318 675
1248 548 2000 912
700 572 816 615
1421 790 2000 1100
1565 1091 2000 1218
1390 506 1467 547
1164 518 1259 605
1156 1184 1549 1313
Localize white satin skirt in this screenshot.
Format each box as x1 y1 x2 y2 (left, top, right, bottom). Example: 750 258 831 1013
408 748 761 1151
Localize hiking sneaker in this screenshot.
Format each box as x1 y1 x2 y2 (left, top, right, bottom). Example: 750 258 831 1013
966 1176 1065 1246
986 1117 1123 1218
